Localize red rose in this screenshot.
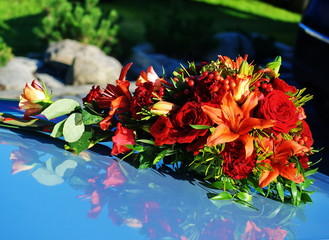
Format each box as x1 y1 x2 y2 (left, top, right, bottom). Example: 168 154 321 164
172 102 211 144
222 140 256 180
111 123 135 155
272 78 297 93
150 116 176 145
258 90 299 133
82 85 102 103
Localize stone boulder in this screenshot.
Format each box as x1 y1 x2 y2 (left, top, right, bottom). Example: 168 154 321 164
0 57 39 91
66 54 122 86
45 39 122 86
129 43 183 79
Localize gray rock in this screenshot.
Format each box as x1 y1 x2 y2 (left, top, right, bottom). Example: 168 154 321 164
0 57 37 91
44 39 122 86
129 42 182 78
35 73 65 89
65 54 122 86
45 39 104 66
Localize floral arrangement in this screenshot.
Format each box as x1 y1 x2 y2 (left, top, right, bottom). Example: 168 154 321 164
0 54 319 206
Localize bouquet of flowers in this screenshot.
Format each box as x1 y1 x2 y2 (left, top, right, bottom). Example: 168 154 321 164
0 54 319 206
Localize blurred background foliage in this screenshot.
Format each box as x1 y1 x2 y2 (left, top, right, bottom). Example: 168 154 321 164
0 0 302 63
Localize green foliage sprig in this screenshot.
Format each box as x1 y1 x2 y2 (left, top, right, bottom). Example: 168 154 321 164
0 36 13 67
34 0 119 54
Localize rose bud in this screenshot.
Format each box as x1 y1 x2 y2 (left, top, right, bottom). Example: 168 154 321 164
150 101 178 115
19 80 52 118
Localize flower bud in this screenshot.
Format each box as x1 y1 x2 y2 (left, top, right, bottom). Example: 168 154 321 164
232 74 251 104
150 101 178 115
19 80 51 118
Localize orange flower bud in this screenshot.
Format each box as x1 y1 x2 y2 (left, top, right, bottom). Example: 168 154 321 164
150 101 178 115
19 80 49 118
232 74 251 104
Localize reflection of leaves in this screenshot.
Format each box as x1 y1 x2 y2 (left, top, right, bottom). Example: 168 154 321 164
0 112 53 129
55 160 78 178
31 167 64 186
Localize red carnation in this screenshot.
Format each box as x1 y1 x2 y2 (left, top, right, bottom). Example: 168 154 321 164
258 90 299 133
111 123 135 155
82 85 102 103
222 140 256 180
131 82 154 119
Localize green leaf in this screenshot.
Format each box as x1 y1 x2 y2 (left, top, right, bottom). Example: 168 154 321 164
153 149 168 165
136 139 155 145
291 182 298 205
125 145 144 152
300 178 314 190
266 56 282 76
208 180 235 190
236 192 253 202
42 98 80 120
82 108 103 125
63 113 85 143
304 168 318 177
64 129 93 154
276 182 285 203
301 192 313 203
50 119 66 138
190 124 211 130
210 191 233 200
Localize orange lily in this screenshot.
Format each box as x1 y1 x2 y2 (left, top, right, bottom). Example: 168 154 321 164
202 92 275 157
218 55 248 70
258 139 309 188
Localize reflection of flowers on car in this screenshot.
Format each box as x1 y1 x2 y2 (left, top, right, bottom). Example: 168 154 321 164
1 129 305 240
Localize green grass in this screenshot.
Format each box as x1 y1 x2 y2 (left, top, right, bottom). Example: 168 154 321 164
0 0 302 60
197 0 301 22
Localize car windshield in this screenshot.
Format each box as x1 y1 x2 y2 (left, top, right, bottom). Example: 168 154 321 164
303 0 329 35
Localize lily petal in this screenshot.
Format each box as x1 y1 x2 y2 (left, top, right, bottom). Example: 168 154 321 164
259 164 280 188
239 134 254 158
201 105 224 125
207 124 239 146
280 165 304 184
241 91 258 117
